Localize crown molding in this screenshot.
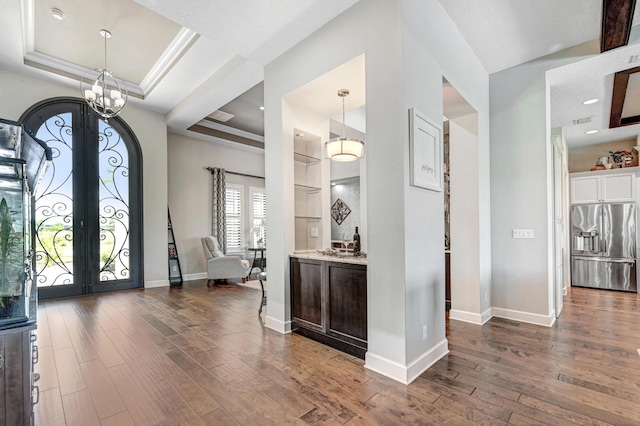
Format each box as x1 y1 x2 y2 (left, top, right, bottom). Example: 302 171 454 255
139 27 200 94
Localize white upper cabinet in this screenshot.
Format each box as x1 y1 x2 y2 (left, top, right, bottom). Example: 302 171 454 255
570 170 637 204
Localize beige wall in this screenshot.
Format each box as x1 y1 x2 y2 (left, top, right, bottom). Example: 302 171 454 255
167 132 265 279
568 138 638 173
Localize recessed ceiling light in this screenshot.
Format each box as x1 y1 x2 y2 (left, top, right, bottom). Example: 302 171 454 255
50 7 65 20
259 106 265 111
582 98 599 105
586 130 599 134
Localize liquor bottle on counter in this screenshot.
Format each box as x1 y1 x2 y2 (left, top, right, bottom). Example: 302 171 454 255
353 226 361 255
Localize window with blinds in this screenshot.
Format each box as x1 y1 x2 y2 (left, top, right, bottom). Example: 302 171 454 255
225 184 243 251
251 187 266 247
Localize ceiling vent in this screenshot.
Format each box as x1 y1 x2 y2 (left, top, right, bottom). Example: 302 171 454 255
208 110 235 122
572 116 591 125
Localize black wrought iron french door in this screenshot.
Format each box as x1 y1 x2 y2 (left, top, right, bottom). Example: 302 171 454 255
21 98 142 299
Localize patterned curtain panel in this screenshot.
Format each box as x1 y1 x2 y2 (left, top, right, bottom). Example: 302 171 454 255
209 167 227 253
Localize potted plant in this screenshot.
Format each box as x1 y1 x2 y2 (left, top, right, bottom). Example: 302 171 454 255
0 197 24 318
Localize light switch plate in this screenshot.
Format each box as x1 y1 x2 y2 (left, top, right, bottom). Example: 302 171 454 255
310 227 318 237
513 229 534 239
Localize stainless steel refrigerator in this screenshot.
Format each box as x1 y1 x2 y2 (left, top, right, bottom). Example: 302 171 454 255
571 203 637 292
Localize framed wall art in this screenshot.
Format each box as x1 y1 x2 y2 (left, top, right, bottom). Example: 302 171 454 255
409 107 443 191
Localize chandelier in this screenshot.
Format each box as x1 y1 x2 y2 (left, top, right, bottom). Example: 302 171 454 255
80 29 127 120
325 89 365 162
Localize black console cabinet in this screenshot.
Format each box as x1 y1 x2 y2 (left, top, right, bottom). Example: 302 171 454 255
290 257 367 358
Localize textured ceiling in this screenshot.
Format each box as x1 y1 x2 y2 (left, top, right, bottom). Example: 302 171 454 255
134 0 360 66
438 0 602 74
438 0 640 150
548 39 640 148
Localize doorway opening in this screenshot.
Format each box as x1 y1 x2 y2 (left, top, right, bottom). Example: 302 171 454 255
443 78 483 323
21 98 143 299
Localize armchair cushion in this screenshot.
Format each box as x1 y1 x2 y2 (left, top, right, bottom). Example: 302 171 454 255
203 236 224 258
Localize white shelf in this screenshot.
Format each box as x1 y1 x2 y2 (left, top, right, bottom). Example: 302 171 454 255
294 183 321 193
294 152 321 165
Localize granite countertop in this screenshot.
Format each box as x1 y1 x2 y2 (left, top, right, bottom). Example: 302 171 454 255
291 251 368 265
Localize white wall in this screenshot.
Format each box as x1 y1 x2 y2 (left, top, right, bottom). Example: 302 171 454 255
167 132 265 279
401 0 491 367
490 42 598 325
449 113 485 321
0 67 168 288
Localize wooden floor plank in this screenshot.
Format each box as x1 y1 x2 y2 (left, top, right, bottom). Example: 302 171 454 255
61 389 101 426
35 344 59 392
106 363 166 425
78 358 127 420
99 410 136 426
34 387 66 426
31 281 640 426
53 346 87 396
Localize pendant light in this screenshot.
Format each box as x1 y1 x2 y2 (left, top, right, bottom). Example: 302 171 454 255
80 29 128 120
325 89 365 162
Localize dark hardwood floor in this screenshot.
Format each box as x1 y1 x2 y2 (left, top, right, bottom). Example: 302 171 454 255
33 281 640 425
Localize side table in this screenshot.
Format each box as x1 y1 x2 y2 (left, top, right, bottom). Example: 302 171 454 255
246 247 266 279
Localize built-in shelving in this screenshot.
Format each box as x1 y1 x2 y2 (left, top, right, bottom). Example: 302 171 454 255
294 129 323 253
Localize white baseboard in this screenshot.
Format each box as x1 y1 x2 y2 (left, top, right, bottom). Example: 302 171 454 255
449 308 493 325
183 272 207 281
492 307 555 327
365 339 449 385
480 308 493 324
265 316 291 334
145 279 169 288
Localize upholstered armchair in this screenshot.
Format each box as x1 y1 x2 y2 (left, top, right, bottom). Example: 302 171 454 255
201 236 251 285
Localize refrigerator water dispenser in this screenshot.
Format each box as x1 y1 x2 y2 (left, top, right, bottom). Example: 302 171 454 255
574 230 599 253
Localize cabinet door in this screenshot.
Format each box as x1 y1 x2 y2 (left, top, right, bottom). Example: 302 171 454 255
290 260 323 331
601 173 636 202
327 263 367 344
571 176 601 204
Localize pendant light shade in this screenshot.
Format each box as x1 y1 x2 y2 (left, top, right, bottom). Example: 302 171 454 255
325 89 364 162
325 137 365 162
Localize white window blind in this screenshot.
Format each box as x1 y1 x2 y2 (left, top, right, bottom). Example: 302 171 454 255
251 187 266 247
225 184 243 251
